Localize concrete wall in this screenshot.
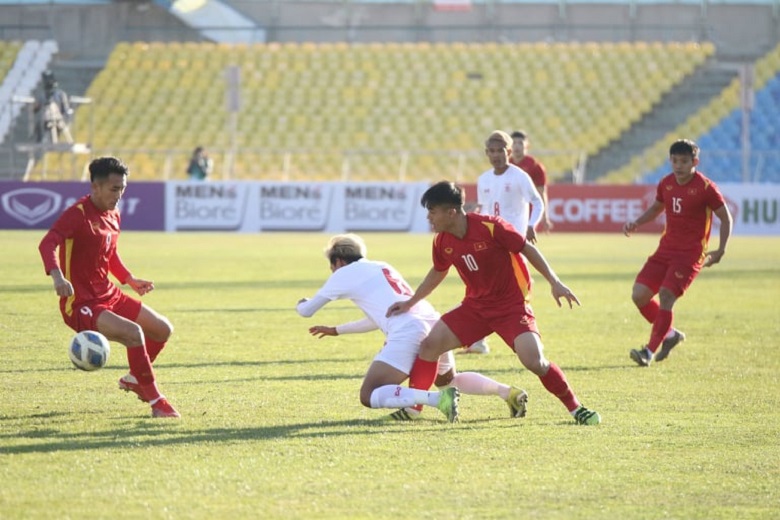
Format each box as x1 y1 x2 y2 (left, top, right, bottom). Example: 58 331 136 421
0 1 777 59
0 2 202 60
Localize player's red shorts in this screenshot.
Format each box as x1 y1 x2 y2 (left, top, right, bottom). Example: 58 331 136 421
441 298 539 350
61 291 142 332
635 249 701 298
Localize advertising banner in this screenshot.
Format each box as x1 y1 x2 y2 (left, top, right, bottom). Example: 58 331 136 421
4 181 774 235
0 181 165 230
546 184 663 233
719 183 780 236
258 183 334 231
330 183 430 232
463 182 779 235
166 182 253 231
165 181 431 233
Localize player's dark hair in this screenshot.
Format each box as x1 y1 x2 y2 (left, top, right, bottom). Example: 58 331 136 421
669 139 699 159
510 130 528 140
421 181 463 209
89 156 129 182
328 251 363 265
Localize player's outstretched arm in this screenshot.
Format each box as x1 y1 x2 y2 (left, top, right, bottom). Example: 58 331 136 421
126 276 154 296
624 200 664 236
309 325 338 338
310 318 378 339
521 242 580 308
39 229 70 297
297 294 331 318
703 204 733 268
48 268 74 297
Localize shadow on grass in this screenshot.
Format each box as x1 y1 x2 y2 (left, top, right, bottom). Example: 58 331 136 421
169 372 363 385
558 364 633 372
0 357 363 374
0 416 465 455
173 307 300 313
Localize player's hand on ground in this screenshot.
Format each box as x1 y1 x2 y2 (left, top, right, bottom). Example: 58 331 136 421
702 249 725 267
623 221 638 236
309 325 337 338
386 300 412 317
127 276 154 295
551 280 581 308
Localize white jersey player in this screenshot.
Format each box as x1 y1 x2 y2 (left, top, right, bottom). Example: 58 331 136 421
477 162 544 241
296 234 529 422
467 130 544 355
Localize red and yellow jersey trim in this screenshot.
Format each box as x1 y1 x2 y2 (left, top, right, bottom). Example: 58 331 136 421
63 237 75 316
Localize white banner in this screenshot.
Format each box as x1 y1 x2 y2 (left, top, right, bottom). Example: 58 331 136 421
166 183 250 231
165 181 431 233
257 183 333 231
720 183 780 236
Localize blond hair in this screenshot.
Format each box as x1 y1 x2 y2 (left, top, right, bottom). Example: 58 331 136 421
485 130 513 149
324 234 367 264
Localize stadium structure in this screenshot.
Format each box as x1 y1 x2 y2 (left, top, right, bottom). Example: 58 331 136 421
0 0 778 184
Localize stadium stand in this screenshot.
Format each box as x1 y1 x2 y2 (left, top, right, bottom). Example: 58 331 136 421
27 40 714 181
602 42 780 184
0 40 58 145
0 41 23 142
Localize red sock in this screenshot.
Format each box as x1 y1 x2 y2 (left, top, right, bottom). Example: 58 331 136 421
126 345 156 386
146 340 166 363
408 356 438 412
639 300 660 324
647 309 673 353
539 363 580 412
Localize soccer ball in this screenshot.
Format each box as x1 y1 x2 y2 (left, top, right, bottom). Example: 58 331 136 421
69 330 110 371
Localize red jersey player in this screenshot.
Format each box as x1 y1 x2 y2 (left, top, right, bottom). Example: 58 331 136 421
38 156 180 418
387 181 601 425
624 139 732 366
510 130 553 232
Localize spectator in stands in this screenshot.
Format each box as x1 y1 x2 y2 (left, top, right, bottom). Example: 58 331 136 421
465 130 544 355
510 130 553 232
386 180 601 426
623 139 732 367
33 70 73 144
296 233 529 422
186 146 213 181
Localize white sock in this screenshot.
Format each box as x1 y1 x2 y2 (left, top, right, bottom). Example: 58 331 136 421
450 372 510 400
369 385 439 409
664 328 676 340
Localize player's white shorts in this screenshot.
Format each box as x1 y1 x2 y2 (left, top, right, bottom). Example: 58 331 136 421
373 315 455 376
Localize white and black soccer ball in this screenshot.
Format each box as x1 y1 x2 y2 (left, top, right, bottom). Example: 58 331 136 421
69 330 110 371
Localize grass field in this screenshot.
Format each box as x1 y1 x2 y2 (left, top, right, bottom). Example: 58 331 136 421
0 230 778 519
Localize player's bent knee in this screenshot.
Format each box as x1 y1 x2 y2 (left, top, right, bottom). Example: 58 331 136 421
159 318 174 341
631 284 653 306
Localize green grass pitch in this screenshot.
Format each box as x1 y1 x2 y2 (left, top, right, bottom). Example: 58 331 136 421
0 230 778 519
